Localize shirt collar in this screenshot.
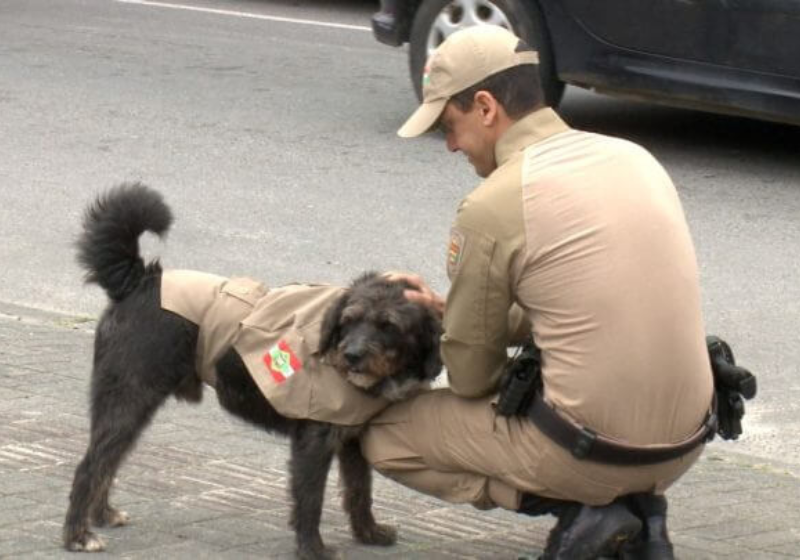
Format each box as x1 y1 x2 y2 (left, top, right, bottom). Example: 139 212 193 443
494 108 570 167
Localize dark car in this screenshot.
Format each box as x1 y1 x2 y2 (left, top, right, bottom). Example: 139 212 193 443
371 0 800 126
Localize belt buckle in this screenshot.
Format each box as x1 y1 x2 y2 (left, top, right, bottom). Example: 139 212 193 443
572 427 597 459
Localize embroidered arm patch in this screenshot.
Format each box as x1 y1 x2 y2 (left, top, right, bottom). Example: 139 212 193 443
447 228 466 279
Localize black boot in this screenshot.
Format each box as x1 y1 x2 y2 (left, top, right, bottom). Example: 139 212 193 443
541 501 642 560
619 493 674 560
515 493 575 560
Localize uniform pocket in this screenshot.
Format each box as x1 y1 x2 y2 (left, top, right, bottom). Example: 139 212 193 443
220 277 268 306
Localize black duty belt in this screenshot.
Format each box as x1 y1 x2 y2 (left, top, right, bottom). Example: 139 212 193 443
527 393 717 465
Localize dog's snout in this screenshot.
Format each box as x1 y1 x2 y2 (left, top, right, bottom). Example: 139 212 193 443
344 350 363 367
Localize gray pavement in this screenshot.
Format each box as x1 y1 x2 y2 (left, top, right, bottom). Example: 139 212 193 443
1 304 798 559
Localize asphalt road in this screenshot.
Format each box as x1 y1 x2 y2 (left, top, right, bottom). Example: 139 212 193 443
1 0 799 469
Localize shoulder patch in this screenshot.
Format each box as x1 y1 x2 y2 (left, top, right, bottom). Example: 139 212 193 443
263 340 302 383
447 229 466 278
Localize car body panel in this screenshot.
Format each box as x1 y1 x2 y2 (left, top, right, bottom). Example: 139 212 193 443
372 0 800 125
726 2 800 76
541 0 800 124
562 0 728 66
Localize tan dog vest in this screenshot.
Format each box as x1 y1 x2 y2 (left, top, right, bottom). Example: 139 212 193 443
160 270 389 426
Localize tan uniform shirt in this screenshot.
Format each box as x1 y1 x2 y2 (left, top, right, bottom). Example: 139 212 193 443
443 108 714 446
161 270 390 426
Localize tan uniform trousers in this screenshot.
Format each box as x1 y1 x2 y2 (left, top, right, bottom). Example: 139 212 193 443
361 388 702 511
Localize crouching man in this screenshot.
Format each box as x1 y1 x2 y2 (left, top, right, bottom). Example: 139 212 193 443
362 26 714 559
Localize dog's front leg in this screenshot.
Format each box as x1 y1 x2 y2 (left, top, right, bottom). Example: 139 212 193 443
337 438 397 547
289 423 337 560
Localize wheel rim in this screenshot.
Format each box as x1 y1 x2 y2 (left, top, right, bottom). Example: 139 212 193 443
425 0 513 58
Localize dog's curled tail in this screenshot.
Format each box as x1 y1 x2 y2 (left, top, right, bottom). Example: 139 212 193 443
77 182 173 301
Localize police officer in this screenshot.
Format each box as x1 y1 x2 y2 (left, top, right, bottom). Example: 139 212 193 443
361 26 714 559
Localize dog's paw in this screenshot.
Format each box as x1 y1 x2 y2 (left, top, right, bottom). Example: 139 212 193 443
354 522 397 546
92 507 130 528
65 531 106 553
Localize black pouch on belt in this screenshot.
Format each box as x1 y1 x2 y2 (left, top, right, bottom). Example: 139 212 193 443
495 340 543 417
707 335 758 441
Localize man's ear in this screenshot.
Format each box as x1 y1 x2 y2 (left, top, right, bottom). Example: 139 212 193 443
318 290 349 354
474 90 499 126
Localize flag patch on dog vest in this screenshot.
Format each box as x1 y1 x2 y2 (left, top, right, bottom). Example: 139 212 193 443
263 340 302 383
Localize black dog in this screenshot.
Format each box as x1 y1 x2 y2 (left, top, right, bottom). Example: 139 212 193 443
63 183 442 559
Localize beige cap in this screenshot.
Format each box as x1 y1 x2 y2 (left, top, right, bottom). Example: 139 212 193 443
398 26 539 138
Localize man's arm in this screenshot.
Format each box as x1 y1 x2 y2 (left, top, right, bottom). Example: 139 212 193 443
442 223 517 397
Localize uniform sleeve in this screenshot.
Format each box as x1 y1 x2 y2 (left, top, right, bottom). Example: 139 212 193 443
442 220 521 398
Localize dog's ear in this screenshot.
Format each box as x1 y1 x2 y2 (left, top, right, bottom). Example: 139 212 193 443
318 290 349 355
418 308 444 381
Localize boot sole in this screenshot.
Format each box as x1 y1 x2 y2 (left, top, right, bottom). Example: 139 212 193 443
620 541 675 560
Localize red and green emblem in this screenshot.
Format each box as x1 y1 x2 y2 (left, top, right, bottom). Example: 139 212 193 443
447 229 466 277
263 340 302 383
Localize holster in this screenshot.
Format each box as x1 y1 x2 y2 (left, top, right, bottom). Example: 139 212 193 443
495 340 542 417
707 335 757 441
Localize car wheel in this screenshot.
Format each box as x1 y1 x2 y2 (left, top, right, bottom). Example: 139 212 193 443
408 0 564 107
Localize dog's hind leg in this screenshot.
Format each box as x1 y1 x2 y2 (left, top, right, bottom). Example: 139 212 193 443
63 410 153 551
289 423 337 560
63 362 174 552
337 438 397 547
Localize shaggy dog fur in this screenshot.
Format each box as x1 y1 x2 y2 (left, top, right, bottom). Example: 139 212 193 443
63 184 442 560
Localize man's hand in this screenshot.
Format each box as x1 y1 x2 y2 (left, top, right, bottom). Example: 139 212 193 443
383 271 445 319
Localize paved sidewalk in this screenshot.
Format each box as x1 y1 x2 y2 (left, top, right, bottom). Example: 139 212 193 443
1 304 798 559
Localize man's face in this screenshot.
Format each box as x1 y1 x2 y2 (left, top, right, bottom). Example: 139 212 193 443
438 100 497 178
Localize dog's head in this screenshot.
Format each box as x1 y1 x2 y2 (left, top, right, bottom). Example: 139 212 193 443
318 272 442 401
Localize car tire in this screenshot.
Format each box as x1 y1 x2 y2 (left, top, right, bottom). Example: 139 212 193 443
408 0 564 107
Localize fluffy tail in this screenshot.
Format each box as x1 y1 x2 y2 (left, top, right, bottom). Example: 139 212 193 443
77 182 173 301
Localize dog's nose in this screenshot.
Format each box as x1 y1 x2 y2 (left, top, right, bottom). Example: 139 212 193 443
344 351 363 367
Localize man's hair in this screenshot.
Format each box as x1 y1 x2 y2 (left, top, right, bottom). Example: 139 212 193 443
450 64 545 119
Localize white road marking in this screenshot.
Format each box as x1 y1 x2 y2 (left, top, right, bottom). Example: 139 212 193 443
116 0 372 32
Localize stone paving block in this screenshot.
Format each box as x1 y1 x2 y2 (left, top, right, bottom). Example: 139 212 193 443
724 552 797 560
0 494 39 515
437 537 543 560
0 526 57 556
116 541 265 560
231 533 299 557
670 534 741 558
3 309 800 559
769 541 800 556
160 520 271 549
94 526 192 555
726 527 800 550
